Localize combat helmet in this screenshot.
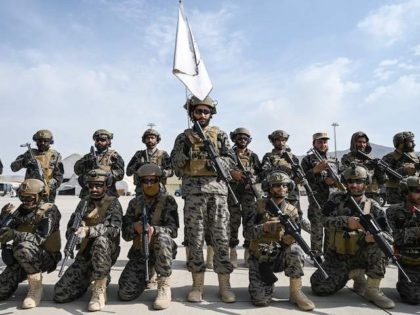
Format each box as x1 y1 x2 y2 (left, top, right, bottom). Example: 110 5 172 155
341 163 371 184
86 169 111 186
142 129 161 143
19 179 45 197
33 129 54 144
230 127 252 142
92 129 113 140
393 131 415 148
136 163 163 178
184 95 217 116
268 130 289 143
266 171 295 191
400 176 420 195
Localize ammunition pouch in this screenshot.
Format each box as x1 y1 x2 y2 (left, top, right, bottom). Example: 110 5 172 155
1 244 15 266
400 247 420 266
328 229 363 255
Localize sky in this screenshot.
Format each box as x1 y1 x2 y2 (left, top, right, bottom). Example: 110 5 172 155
0 0 419 175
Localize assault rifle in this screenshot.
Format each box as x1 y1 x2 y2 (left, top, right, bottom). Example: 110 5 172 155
145 149 150 163
59 200 89 277
142 204 150 283
234 151 259 200
90 146 99 169
267 198 329 279
311 150 412 282
20 143 50 196
403 152 419 166
193 121 239 205
283 152 321 210
357 150 403 181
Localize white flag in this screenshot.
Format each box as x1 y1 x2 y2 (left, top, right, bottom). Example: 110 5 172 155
173 2 213 101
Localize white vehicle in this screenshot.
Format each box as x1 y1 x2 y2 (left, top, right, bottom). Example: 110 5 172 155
0 182 18 197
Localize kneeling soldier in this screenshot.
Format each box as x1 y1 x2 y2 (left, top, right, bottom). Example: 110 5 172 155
118 163 178 310
0 179 61 308
246 171 315 310
54 169 122 312
310 164 395 309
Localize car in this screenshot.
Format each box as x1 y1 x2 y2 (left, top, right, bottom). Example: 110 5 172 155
174 187 182 197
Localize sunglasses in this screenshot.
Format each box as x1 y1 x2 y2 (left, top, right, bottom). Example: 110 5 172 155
21 196 36 202
193 108 211 115
236 136 250 141
141 178 159 184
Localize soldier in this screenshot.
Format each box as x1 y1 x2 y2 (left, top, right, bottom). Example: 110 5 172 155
341 131 386 204
382 131 419 204
0 179 61 308
74 129 125 198
310 164 395 309
0 158 3 174
246 171 315 310
301 132 338 260
228 127 261 267
126 129 173 195
386 176 420 304
170 95 236 303
54 169 123 312
11 129 64 202
118 163 179 309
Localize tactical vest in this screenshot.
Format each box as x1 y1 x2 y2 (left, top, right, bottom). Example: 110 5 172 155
386 152 419 188
249 199 296 258
345 154 379 193
395 205 420 266
132 195 168 250
97 149 118 172
182 126 219 177
34 149 58 182
133 149 165 185
16 203 61 252
327 198 371 255
237 151 253 173
269 152 292 175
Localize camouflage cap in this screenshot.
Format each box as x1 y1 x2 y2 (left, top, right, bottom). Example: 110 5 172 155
313 132 330 141
266 171 291 185
86 169 109 183
19 179 45 196
393 131 415 148
92 129 113 140
136 163 163 178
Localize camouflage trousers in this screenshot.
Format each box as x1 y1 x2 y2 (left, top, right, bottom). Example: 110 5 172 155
184 193 233 274
386 187 403 205
0 241 61 300
397 264 420 304
310 246 386 296
307 203 324 256
228 191 255 248
118 232 175 301
248 243 305 304
54 236 120 303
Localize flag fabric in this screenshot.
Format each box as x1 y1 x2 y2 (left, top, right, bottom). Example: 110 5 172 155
173 2 213 101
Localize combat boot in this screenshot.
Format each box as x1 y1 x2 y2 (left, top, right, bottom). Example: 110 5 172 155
218 273 236 303
187 272 204 302
22 272 43 309
348 269 367 295
364 277 395 309
88 278 107 312
243 248 250 267
289 277 315 311
206 246 214 269
153 276 171 310
230 247 238 268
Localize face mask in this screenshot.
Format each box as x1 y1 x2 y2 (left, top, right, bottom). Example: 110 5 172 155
143 183 160 196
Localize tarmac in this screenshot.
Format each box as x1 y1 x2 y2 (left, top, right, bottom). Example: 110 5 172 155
0 195 418 315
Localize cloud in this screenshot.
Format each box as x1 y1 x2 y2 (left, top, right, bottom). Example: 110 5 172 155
357 0 420 46
412 44 420 55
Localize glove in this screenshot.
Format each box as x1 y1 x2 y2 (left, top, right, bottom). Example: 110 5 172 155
403 163 416 176
1 203 15 215
0 228 14 244
75 225 89 240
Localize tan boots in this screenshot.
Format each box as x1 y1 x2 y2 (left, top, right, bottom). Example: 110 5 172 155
364 277 395 309
88 278 107 312
187 272 205 302
348 269 367 295
22 273 43 309
230 247 238 268
218 274 236 303
206 246 214 269
153 276 171 310
289 277 315 311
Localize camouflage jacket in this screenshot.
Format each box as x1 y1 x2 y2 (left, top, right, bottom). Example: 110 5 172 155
386 202 420 249
170 125 236 195
126 148 173 185
11 148 64 191
382 151 420 188
261 148 298 179
230 147 261 194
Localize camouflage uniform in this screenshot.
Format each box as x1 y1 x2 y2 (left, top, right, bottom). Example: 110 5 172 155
246 198 305 305
118 192 179 301
171 125 235 275
74 149 125 198
386 178 420 304
341 132 386 203
311 192 390 295
11 148 64 202
0 202 62 300
229 147 261 249
126 148 173 195
53 195 122 303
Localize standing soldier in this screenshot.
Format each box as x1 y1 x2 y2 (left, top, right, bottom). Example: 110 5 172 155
382 131 419 204
341 131 386 203
118 164 179 310
11 129 64 202
301 132 338 260
386 176 420 305
228 127 261 267
246 171 315 310
74 129 125 198
0 179 61 308
54 169 122 312
126 129 173 195
310 164 395 309
170 95 236 303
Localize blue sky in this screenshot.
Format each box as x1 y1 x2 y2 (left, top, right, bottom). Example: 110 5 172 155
0 0 419 175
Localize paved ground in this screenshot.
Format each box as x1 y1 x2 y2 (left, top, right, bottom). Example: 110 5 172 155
0 195 417 314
